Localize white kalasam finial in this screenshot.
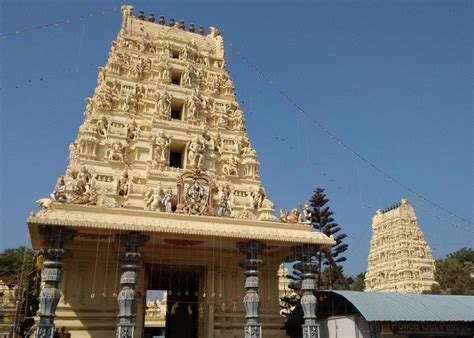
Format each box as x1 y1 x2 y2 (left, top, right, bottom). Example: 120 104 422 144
121 5 134 33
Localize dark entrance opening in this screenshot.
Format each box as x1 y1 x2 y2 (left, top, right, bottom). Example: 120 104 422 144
147 264 202 338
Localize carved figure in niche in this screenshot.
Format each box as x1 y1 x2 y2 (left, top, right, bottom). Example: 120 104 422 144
126 119 139 142
187 137 206 169
156 90 171 119
218 183 231 202
250 185 266 209
221 156 239 176
217 114 227 129
97 66 106 85
162 189 174 213
153 131 170 166
70 166 98 205
287 209 300 224
223 76 235 96
299 203 312 224
160 62 172 84
162 41 172 58
110 80 122 107
279 209 288 223
180 45 190 61
116 170 130 196
181 66 193 87
185 179 207 215
129 57 144 79
123 93 137 113
50 176 67 202
106 140 126 162
69 142 79 165
228 105 245 132
96 116 109 138
84 97 94 117
239 136 255 156
185 94 199 121
95 83 113 111
144 186 164 211
135 85 146 112
217 196 229 217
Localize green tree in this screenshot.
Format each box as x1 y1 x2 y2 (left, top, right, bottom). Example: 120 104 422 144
0 247 40 336
310 188 349 289
349 272 366 291
429 248 473 295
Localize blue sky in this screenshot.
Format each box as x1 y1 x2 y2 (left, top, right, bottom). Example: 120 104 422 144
0 0 472 275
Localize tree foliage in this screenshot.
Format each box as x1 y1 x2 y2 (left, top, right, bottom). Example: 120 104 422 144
310 188 349 289
0 247 40 336
428 247 473 295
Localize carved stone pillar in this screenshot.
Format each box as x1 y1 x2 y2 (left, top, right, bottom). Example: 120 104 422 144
238 240 266 338
293 244 320 338
36 226 76 338
115 232 149 338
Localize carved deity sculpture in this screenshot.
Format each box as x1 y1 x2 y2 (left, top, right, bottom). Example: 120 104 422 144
185 94 199 122
70 166 98 205
250 186 266 209
287 209 300 224
126 119 139 142
187 137 206 169
162 189 174 212
279 209 289 223
144 186 164 211
116 171 131 196
221 155 239 176
69 142 79 165
156 90 171 119
96 116 109 138
185 179 207 215
106 140 126 162
135 85 146 112
123 93 137 113
50 176 67 202
181 66 193 87
95 82 113 111
110 80 122 107
299 203 312 224
153 131 170 166
217 196 229 217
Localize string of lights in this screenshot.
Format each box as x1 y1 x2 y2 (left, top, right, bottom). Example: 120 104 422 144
0 7 118 40
228 43 473 228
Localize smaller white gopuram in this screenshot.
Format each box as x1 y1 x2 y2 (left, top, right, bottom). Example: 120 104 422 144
365 198 436 293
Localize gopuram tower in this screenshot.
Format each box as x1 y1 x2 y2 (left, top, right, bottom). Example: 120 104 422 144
27 6 334 338
365 198 436 293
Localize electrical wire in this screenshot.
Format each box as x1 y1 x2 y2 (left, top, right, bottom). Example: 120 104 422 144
228 43 473 229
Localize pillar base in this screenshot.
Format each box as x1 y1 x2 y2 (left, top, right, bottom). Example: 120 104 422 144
303 323 320 338
36 326 54 338
117 325 134 338
245 324 262 338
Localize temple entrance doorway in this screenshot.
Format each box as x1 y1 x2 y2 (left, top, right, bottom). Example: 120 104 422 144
146 264 203 338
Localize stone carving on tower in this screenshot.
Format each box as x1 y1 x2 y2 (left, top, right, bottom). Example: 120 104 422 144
43 4 277 221
365 198 436 293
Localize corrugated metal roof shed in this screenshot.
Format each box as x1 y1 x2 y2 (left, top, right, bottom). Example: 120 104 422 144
326 291 474 322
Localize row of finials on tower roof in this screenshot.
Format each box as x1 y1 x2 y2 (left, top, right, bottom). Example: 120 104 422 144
134 9 209 35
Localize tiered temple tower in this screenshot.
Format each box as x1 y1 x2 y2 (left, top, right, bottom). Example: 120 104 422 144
27 5 334 338
365 199 436 293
